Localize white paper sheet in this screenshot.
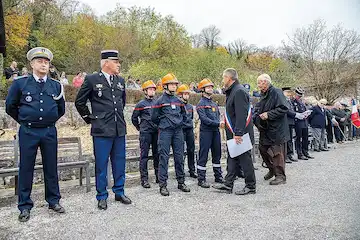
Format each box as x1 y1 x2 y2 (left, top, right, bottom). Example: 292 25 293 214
226 133 253 158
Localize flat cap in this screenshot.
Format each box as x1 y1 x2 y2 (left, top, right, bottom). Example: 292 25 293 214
282 87 292 91
27 47 53 61
101 50 121 60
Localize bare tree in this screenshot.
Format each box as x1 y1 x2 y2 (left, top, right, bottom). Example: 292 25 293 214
228 38 248 59
284 19 360 102
191 34 202 48
199 25 221 50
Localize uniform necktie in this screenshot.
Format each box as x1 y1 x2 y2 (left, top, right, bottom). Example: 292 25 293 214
39 78 45 89
110 75 114 87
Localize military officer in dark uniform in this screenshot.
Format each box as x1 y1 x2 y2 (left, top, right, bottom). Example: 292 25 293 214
5 47 66 222
282 87 297 163
75 50 131 210
292 87 314 160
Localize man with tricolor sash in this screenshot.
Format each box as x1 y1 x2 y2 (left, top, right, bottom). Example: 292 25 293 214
213 68 256 195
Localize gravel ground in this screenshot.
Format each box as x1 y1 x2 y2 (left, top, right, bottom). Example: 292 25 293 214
0 142 360 240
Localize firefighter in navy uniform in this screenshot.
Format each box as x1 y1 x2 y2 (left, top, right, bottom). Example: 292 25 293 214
5 47 66 222
196 78 224 188
75 50 131 210
176 84 197 179
131 80 159 188
292 87 314 160
151 73 191 196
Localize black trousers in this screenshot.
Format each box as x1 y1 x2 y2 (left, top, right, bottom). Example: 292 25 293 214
225 150 256 189
334 125 345 142
326 124 334 143
295 126 309 156
287 125 294 157
183 128 196 173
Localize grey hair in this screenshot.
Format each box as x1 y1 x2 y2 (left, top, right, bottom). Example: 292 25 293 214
257 73 272 84
100 59 107 68
223 68 238 80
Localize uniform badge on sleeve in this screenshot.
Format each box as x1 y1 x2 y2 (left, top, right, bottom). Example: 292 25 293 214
212 107 216 112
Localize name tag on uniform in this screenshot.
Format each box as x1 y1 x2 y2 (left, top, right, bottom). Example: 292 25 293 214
171 104 176 110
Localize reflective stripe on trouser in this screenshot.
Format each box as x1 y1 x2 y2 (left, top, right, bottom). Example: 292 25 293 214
18 126 61 211
197 130 222 182
158 128 185 187
139 132 159 182
93 136 126 201
183 128 196 173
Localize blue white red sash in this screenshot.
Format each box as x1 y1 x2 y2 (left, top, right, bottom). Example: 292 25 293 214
224 104 252 134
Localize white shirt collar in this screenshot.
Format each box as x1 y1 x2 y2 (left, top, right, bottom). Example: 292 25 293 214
101 71 112 86
33 73 47 82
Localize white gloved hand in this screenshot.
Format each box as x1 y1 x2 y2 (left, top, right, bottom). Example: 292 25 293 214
295 113 305 120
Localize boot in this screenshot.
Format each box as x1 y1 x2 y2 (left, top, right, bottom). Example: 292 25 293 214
298 155 308 160
160 186 169 196
264 171 274 180
285 158 292 164
234 187 256 195
178 183 190 192
198 181 210 188
212 183 232 194
141 181 151 188
270 176 286 185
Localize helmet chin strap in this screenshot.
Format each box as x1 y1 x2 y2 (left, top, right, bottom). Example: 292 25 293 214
203 90 212 98
165 87 175 95
180 96 188 103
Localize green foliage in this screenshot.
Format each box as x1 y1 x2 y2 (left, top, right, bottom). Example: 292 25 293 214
129 49 238 86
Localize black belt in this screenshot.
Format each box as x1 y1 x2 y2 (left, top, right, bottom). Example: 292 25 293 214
21 122 55 128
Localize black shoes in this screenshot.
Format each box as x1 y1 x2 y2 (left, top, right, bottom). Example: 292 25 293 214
160 186 170 196
198 181 210 188
235 187 256 195
49 203 65 213
270 177 286 185
212 183 232 193
98 199 108 210
285 158 292 163
320 148 329 151
314 149 321 152
304 154 314 159
264 171 274 180
298 155 309 160
178 184 191 192
18 209 30 222
115 195 132 204
141 181 151 188
189 172 198 178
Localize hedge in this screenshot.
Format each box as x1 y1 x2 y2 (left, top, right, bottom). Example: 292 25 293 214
0 80 227 106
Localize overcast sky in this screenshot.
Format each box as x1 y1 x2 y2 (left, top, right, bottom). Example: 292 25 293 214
81 0 360 47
